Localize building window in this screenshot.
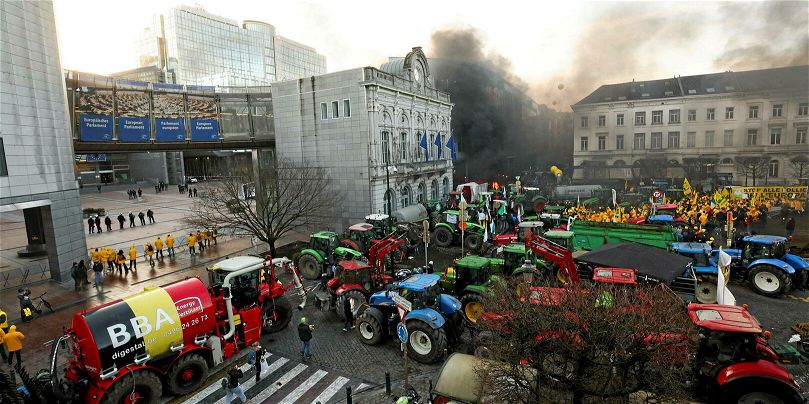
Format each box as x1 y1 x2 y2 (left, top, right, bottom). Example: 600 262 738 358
667 132 679 148
384 190 395 215
417 183 426 203
428 134 434 160
442 177 450 198
616 135 624 150
400 186 412 208
770 127 782 145
669 109 680 123
0 138 7 176
343 99 351 117
687 109 696 122
797 127 808 144
686 132 696 148
651 132 663 149
320 102 328 120
725 107 734 120
580 116 588 128
652 110 663 124
721 158 734 165
633 133 645 149
746 129 758 146
598 115 606 127
723 130 733 146
597 136 606 151
748 105 759 119
800 103 808 116
381 131 390 164
768 160 779 177
706 108 715 120
580 137 589 151
705 130 715 147
331 101 340 118
772 104 783 117
635 112 646 125
616 114 624 126
400 132 409 161
431 179 439 200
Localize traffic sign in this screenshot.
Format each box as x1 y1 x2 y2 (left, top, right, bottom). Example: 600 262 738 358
397 305 408 321
652 190 663 200
397 322 409 344
392 293 412 312
458 222 468 231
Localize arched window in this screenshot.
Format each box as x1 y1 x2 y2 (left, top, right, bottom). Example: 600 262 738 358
442 177 450 198
417 182 427 203
720 158 734 165
613 160 626 167
431 179 439 200
381 131 390 164
768 160 779 177
400 186 412 208
384 189 395 215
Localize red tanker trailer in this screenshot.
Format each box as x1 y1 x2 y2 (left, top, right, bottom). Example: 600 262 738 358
48 255 305 403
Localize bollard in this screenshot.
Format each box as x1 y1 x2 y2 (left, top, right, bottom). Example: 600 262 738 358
428 379 433 401
346 386 352 404
385 371 391 395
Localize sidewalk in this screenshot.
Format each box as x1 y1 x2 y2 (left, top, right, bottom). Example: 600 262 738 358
0 231 306 378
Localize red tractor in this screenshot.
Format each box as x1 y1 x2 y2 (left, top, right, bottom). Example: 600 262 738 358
48 255 305 403
339 222 408 262
320 237 405 320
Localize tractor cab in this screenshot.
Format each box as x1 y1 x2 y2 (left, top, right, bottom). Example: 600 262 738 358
331 260 375 293
445 256 492 295
345 223 375 253
688 304 768 376
502 243 529 276
208 256 263 310
543 230 574 250
741 235 787 266
397 274 443 311
310 231 340 258
518 221 544 240
671 243 713 269
446 191 463 210
365 214 392 238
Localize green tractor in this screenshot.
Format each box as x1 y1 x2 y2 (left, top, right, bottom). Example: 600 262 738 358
297 231 362 279
432 209 487 252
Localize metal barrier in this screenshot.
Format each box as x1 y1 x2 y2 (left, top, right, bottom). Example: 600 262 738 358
0 262 51 289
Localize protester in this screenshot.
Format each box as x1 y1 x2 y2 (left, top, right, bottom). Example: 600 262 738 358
212 227 218 245
17 289 40 321
188 233 197 255
786 216 796 239
298 317 314 360
70 262 82 291
248 342 266 382
145 242 155 266
155 237 164 259
106 247 116 272
93 258 104 288
0 310 7 362
223 365 247 404
2 325 24 366
196 231 206 254
117 213 125 230
77 260 89 287
116 250 128 275
129 245 138 272
166 234 175 257
342 296 355 332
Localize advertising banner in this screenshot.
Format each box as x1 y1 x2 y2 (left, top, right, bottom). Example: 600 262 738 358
155 118 186 142
152 83 184 92
190 119 220 141
730 186 808 201
79 114 113 141
118 117 150 142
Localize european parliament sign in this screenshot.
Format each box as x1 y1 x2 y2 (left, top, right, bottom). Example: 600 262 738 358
190 119 220 142
118 117 150 142
155 118 186 142
79 114 113 141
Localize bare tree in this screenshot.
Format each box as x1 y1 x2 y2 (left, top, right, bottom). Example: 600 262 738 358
475 279 696 403
790 155 809 180
187 158 341 255
735 156 769 186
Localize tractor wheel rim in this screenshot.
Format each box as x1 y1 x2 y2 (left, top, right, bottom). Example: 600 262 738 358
754 272 780 292
410 330 432 355
696 282 717 303
181 369 195 382
263 311 277 328
359 322 375 340
464 302 483 324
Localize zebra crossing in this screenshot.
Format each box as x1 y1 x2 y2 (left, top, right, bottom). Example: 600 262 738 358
191 352 372 404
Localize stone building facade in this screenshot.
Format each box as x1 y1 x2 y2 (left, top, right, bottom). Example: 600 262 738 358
273 47 454 229
572 65 809 187
0 0 87 281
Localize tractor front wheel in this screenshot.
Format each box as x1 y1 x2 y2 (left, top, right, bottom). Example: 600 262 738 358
748 265 791 297
696 274 718 303
100 370 162 404
298 254 321 280
335 289 366 321
461 293 485 325
407 321 448 364
464 233 483 252
356 307 385 345
433 227 453 248
262 296 292 333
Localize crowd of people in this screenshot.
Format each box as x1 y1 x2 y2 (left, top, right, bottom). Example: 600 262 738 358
86 209 156 234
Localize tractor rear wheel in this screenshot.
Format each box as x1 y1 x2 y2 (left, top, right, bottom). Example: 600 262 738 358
407 321 447 364
100 370 161 404
748 265 791 297
461 293 485 325
356 307 385 345
166 353 209 395
298 254 321 280
335 289 366 321
262 296 292 333
696 274 718 303
464 233 483 252
434 227 453 248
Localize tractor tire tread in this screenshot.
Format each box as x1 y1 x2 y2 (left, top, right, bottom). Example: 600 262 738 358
100 370 162 404
166 352 209 395
406 320 447 364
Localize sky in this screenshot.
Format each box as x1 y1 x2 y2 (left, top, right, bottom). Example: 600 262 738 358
52 0 808 108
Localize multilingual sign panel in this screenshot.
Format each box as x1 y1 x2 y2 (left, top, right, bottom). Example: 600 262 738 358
79 114 113 141
190 118 220 142
155 118 186 142
118 117 150 142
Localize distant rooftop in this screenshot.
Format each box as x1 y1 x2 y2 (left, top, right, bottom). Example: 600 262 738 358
574 65 809 106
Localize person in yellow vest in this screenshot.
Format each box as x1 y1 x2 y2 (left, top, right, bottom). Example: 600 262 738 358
188 233 197 256
212 227 218 245
105 247 115 272
2 325 25 366
91 248 101 266
128 245 138 272
155 237 164 260
0 309 8 362
145 242 155 266
115 250 128 275
204 228 212 247
166 234 175 257
196 231 206 254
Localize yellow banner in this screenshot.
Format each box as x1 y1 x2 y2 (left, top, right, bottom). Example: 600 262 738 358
730 186 808 201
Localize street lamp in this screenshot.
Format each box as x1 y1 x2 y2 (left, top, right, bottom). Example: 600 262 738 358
385 165 397 214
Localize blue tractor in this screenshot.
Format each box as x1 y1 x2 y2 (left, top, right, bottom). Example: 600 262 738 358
671 242 722 303
355 273 464 364
716 235 808 297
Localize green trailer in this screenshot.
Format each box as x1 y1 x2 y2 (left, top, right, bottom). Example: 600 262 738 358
567 220 680 251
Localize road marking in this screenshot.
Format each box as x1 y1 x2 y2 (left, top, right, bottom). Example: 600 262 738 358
356 382 369 392
309 376 349 404
184 362 253 404
247 363 308 401
277 369 328 404
212 357 291 403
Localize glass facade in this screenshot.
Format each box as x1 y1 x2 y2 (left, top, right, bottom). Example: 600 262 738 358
274 36 327 82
